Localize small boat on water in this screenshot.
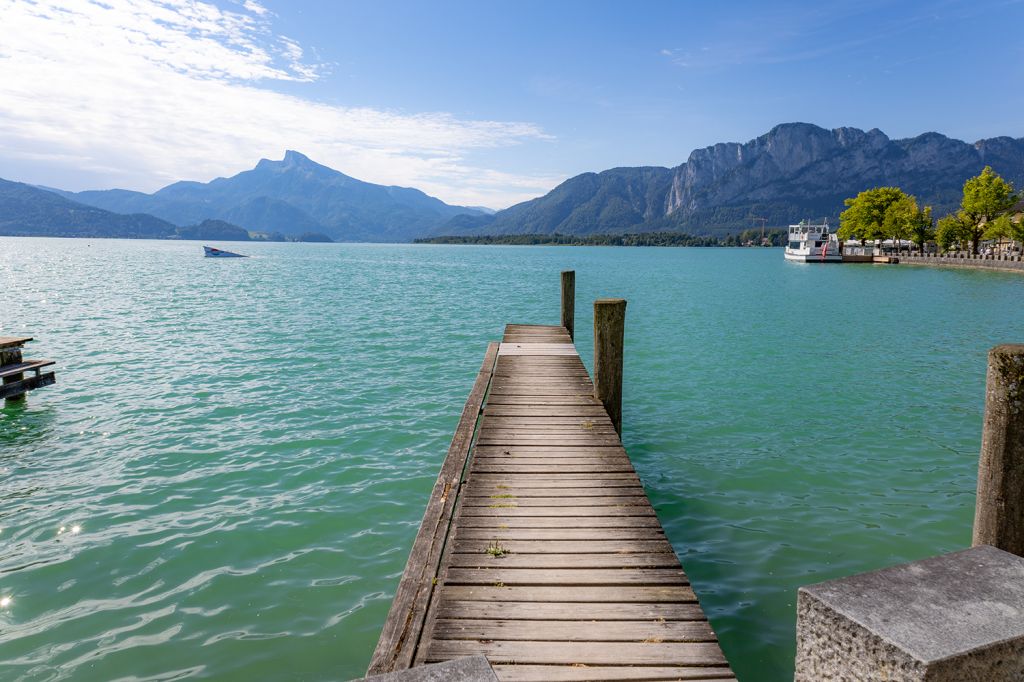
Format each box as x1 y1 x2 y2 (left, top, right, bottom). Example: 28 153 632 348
784 220 841 263
203 246 248 258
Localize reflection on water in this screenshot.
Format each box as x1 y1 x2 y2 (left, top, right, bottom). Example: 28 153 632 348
0 238 1021 681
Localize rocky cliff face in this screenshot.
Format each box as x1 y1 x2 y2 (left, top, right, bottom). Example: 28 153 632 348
448 123 1024 237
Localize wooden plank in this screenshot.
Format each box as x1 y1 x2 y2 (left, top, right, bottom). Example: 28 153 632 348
421 640 726 666
436 585 696 603
474 446 627 454
461 496 649 507
484 396 602 405
450 539 675 555
456 518 661 531
0 337 31 349
368 342 499 674
0 372 55 400
470 464 637 474
447 552 681 568
443 568 687 585
458 507 656 518
479 403 606 413
434 601 709 621
454 528 667 540
0 359 55 379
479 427 618 436
432 619 714 642
467 474 639 484
455 517 662 530
491 665 736 681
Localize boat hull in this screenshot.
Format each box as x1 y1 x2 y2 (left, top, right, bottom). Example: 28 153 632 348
784 251 842 263
203 246 247 258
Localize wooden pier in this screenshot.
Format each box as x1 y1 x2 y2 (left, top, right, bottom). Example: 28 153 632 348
369 280 733 680
1 337 55 402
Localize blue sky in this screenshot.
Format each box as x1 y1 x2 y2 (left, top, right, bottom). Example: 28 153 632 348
1 0 1021 208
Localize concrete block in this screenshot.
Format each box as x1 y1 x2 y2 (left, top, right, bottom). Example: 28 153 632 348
796 546 1024 681
360 656 497 682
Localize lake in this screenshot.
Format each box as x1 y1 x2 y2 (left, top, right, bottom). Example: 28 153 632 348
2 237 1022 681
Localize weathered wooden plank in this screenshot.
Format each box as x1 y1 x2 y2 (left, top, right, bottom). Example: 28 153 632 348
474 445 627 454
484 396 603 405
454 517 662 530
368 342 499 674
0 359 55 379
451 539 675 555
458 506 656 518
0 337 31 349
491 665 736 681
468 454 626 464
434 601 709 622
471 464 638 474
483 403 603 410
421 640 725 665
436 585 696 603
463 485 646 496
0 372 55 400
455 528 667 540
444 568 687 585
432 619 714 642
462 493 647 503
467 473 640 484
447 552 681 568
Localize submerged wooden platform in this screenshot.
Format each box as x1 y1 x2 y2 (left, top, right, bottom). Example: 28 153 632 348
0 336 55 401
370 324 733 681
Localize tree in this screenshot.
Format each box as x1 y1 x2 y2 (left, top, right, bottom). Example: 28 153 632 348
838 186 910 243
984 214 1014 252
909 206 935 252
959 166 1018 254
882 194 932 252
1013 215 1024 247
936 213 971 253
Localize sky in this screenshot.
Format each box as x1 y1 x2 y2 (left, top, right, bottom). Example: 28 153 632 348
0 0 1022 209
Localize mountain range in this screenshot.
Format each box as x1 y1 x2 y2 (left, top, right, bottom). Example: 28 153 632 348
2 123 1022 242
49 151 484 242
440 123 1024 237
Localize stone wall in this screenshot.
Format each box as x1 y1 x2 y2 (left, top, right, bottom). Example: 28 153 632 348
900 253 1024 273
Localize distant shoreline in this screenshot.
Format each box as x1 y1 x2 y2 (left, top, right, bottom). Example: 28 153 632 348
415 231 786 247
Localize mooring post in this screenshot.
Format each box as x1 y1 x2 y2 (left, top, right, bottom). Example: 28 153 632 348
593 298 626 435
561 270 575 341
973 344 1024 556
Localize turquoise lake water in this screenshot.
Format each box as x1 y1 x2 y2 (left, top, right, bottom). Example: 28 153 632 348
1 237 1023 681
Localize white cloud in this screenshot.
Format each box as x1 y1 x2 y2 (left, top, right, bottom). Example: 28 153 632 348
0 0 559 207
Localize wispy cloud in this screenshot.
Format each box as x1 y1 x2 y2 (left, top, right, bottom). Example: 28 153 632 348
0 0 559 207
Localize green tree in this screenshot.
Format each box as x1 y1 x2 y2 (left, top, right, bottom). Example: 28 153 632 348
882 195 933 252
1013 215 1024 247
959 166 1018 254
838 186 908 242
983 214 1014 252
936 213 971 253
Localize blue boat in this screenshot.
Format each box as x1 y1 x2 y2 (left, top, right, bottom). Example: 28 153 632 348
203 246 247 258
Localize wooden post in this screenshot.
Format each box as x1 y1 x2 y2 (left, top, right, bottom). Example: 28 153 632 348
561 270 575 341
593 298 626 435
973 344 1024 556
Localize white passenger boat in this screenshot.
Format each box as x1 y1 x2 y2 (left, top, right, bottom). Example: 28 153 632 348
784 220 841 262
203 246 247 258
